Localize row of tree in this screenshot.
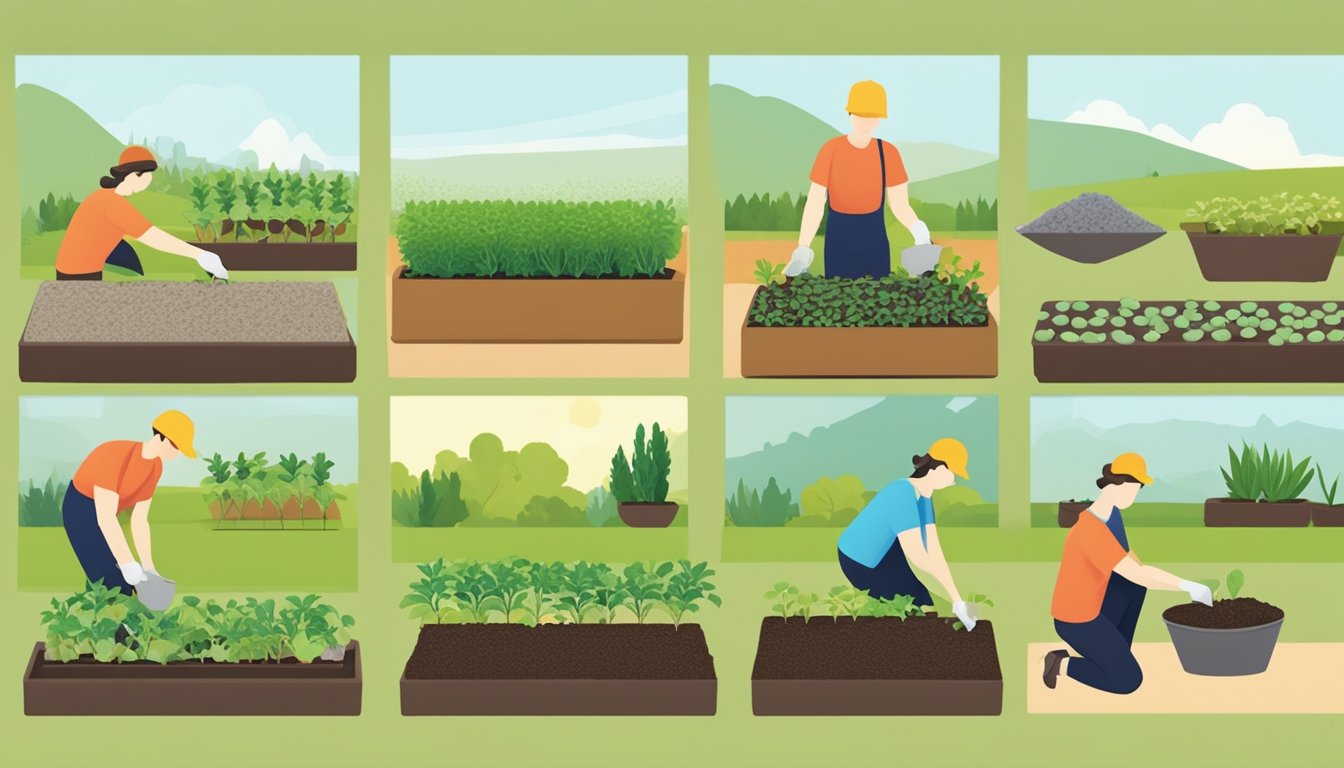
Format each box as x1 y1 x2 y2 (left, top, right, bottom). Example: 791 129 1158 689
726 475 991 527
723 192 998 232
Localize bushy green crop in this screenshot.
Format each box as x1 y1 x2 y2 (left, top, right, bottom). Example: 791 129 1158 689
397 199 682 278
1186 192 1343 236
1035 299 1344 345
749 272 990 328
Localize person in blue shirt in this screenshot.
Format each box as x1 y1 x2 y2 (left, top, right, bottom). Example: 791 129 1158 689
837 437 979 630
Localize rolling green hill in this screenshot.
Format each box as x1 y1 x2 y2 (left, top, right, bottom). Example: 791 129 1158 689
16 83 125 211
1027 118 1243 190
710 83 998 205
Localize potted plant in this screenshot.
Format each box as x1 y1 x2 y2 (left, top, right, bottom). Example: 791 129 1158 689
1162 569 1284 676
1033 299 1344 383
390 199 685 343
1204 442 1313 527
752 583 1002 715
399 558 719 715
740 249 997 378
1182 193 1344 282
1313 464 1344 526
609 422 678 527
24 582 360 715
1057 498 1092 527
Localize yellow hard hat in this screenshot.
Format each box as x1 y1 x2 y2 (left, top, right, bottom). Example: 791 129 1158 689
152 410 197 459
928 437 969 480
845 80 887 118
1110 453 1152 485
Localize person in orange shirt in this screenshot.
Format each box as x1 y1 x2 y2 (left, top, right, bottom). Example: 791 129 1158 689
54 146 228 280
1042 453 1213 694
785 80 931 280
63 411 197 595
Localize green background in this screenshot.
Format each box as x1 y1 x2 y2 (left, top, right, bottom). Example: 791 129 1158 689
3 1 1342 767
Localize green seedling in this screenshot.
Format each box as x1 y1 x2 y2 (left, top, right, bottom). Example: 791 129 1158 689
1197 569 1246 602
754 258 786 286
824 585 868 619
1317 464 1339 506
863 593 923 620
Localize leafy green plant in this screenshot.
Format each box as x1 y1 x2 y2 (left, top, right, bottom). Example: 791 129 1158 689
400 558 458 624
749 272 990 328
609 423 671 503
765 581 819 621
1316 464 1339 506
754 258 786 286
1197 569 1246 601
863 593 924 620
19 474 66 527
1035 299 1344 346
953 592 994 631
201 449 343 530
1221 442 1314 502
662 560 722 628
824 585 868 619
179 168 357 245
1186 193 1343 236
725 478 799 527
621 561 671 624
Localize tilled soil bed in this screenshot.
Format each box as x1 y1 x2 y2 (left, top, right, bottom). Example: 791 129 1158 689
401 624 716 716
751 616 1002 715
20 281 355 382
1163 598 1284 629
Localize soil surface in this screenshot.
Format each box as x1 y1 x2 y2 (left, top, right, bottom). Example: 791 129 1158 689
1163 598 1285 629
23 281 350 343
752 616 1001 680
404 624 714 680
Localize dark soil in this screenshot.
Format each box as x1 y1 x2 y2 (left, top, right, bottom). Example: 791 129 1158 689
1163 598 1284 629
401 268 676 280
751 616 1001 681
404 624 714 680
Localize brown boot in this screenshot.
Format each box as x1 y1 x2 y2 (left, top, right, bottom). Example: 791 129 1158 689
1043 649 1069 689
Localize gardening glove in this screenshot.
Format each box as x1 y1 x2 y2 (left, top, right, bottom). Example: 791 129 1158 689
952 600 978 631
196 251 230 281
910 220 932 246
1179 580 1214 607
784 245 814 277
119 560 147 586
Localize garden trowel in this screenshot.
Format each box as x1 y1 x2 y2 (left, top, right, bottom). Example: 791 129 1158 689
136 573 177 611
900 243 944 275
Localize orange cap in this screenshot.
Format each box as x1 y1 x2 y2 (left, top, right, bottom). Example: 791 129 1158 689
118 146 156 166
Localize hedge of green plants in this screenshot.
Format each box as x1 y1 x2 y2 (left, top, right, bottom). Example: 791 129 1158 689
1185 192 1343 236
1034 299 1344 345
397 199 682 278
748 272 990 328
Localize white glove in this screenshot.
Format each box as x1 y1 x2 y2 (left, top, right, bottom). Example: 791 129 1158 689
196 251 230 280
910 220 932 246
784 245 814 277
120 561 147 586
1179 580 1214 607
952 600 977 631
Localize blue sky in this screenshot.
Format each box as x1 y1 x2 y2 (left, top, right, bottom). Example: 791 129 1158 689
391 56 686 156
711 56 999 154
15 56 359 165
1031 396 1344 437
1029 56 1344 155
19 397 358 486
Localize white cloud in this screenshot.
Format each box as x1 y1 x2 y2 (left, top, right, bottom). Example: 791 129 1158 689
1063 99 1344 170
238 118 336 171
107 84 280 159
945 397 977 413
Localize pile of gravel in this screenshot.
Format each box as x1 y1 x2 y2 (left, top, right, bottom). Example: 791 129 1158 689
1018 193 1163 234
23 281 350 344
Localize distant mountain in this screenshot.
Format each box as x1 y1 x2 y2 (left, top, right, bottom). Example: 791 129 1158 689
710 83 998 204
726 397 999 500
1031 414 1344 502
16 84 124 209
1028 119 1243 190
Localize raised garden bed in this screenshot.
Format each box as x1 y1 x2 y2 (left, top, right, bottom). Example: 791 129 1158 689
1163 570 1283 676
192 241 356 271
1183 193 1343 282
19 281 355 383
1206 443 1314 527
1313 504 1344 526
1033 300 1344 383
1057 500 1091 527
1204 499 1311 527
751 616 1002 716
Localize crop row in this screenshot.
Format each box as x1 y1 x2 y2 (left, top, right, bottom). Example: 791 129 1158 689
201 451 342 529
1035 300 1344 345
766 582 992 631
186 169 356 243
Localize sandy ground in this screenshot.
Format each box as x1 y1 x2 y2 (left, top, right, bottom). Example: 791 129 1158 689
386 229 690 378
1025 642 1344 714
724 237 1000 291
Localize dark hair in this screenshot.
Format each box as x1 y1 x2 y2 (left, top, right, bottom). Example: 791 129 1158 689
910 454 947 479
1096 463 1142 489
100 160 157 189
152 428 178 451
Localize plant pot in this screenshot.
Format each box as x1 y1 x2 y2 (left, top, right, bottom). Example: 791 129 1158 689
189 241 357 271
1312 503 1344 526
1186 232 1341 282
24 641 362 715
1057 502 1090 528
1018 231 1164 264
616 502 679 528
1203 498 1312 527
1162 616 1283 677
391 266 685 343
741 305 997 378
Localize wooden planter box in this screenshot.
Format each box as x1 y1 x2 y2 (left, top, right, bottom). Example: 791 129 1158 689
191 242 356 271
19 338 356 383
741 312 997 378
390 267 685 343
1058 502 1091 528
1186 232 1341 282
1312 504 1344 527
1204 499 1312 527
24 641 361 716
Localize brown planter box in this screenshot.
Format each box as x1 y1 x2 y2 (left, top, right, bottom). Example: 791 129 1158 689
1204 499 1312 527
1312 503 1344 526
24 641 361 716
19 338 356 383
390 266 685 343
191 241 356 271
1186 232 1342 282
617 502 679 528
1033 301 1344 383
1058 502 1091 528
741 309 997 378
401 679 716 716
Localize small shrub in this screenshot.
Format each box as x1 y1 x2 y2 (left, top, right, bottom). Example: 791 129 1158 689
610 423 671 504
20 475 66 527
725 477 799 526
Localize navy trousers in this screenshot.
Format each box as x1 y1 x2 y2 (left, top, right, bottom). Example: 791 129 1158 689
1054 572 1147 694
62 483 133 595
838 541 933 606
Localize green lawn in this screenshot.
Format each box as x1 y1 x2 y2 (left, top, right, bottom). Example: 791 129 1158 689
393 526 689 563
1031 502 1207 527
19 486 358 592
722 526 1344 563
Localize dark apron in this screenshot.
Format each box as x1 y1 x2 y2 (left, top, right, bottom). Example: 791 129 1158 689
837 528 933 606
823 139 891 279
56 240 144 280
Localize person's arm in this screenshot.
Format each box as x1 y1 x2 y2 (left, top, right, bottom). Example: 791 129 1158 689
898 526 962 605
129 499 155 574
1112 555 1185 591
93 486 135 568
136 226 208 260
886 182 920 231
797 182 828 247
